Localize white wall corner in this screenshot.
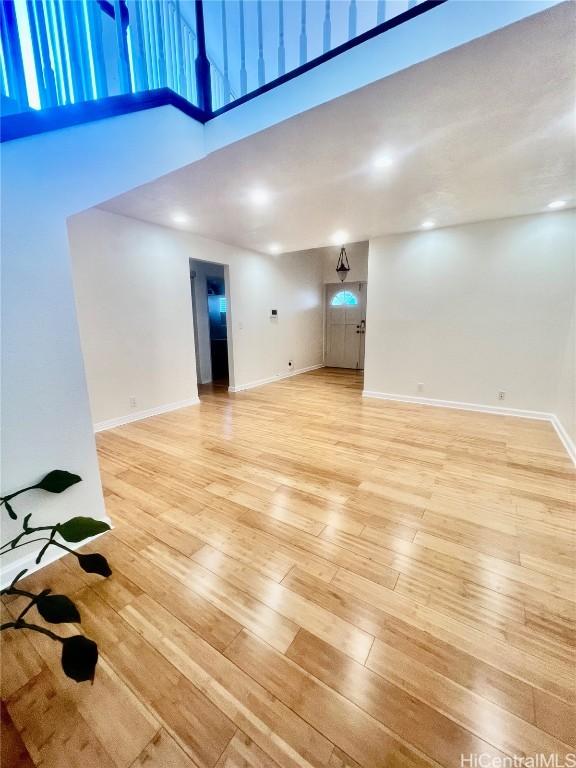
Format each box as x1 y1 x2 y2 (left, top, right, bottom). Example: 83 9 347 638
94 397 200 433
550 415 576 467
229 364 324 393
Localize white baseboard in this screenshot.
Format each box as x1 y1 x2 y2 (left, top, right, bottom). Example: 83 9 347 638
550 414 576 466
94 397 200 432
362 390 575 466
229 364 324 393
362 390 551 420
1 529 110 589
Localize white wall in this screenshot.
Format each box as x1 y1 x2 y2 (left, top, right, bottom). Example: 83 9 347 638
206 1 563 153
0 106 205 584
555 295 576 451
68 209 199 426
322 243 369 285
288 242 369 364
68 209 325 424
185 237 325 391
364 211 576 446
279 242 368 285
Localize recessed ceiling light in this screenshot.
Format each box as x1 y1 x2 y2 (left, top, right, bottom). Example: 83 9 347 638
268 243 281 254
249 187 271 207
421 220 435 229
171 212 190 225
547 200 567 210
331 229 349 245
373 154 392 170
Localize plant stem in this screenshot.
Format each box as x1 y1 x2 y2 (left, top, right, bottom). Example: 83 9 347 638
15 588 49 623
0 620 64 642
0 539 77 593
50 540 75 555
16 598 38 623
0 484 40 504
0 537 52 556
4 570 28 593
0 537 74 556
3 587 36 599
1 525 56 553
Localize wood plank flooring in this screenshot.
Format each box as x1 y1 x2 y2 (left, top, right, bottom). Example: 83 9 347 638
2 368 575 767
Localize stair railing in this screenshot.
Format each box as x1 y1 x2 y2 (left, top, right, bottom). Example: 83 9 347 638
1 0 444 123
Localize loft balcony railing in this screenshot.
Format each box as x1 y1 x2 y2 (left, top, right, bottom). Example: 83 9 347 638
0 0 445 136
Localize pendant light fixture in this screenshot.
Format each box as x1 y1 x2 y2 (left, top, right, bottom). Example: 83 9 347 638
335 247 350 282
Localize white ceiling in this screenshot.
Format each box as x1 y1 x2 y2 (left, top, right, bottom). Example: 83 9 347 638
100 2 575 254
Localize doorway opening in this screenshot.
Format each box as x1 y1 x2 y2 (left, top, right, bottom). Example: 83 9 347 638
324 281 367 382
190 259 231 397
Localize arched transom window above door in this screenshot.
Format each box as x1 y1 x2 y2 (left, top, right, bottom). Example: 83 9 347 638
330 290 359 307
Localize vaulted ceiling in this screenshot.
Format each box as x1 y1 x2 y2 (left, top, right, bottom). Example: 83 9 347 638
100 2 575 254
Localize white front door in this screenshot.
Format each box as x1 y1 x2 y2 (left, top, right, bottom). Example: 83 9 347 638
325 282 367 369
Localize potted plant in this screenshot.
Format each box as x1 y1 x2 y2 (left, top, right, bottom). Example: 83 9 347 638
1 471 112 682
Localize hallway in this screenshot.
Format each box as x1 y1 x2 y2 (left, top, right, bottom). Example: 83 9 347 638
2 369 575 767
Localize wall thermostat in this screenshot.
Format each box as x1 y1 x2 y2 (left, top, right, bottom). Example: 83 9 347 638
270 309 278 318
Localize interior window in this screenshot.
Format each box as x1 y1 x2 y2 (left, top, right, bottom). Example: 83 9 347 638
331 290 358 306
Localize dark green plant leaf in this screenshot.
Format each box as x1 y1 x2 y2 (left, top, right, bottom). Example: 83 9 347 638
10 570 28 587
76 553 112 577
35 541 51 564
61 635 98 682
5 501 17 520
36 595 81 624
57 517 110 543
36 471 82 494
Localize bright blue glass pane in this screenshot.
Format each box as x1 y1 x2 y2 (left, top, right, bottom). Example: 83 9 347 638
331 291 358 306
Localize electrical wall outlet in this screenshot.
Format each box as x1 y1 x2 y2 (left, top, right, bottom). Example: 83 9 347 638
498 391 506 401
417 382 424 393
129 397 137 409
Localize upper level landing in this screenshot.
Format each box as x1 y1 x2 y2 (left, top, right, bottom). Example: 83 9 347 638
0 0 564 144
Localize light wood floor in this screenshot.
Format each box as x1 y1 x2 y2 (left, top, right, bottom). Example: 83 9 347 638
2 368 575 768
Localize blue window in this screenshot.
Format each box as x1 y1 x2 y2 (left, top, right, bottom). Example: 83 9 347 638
331 291 358 307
